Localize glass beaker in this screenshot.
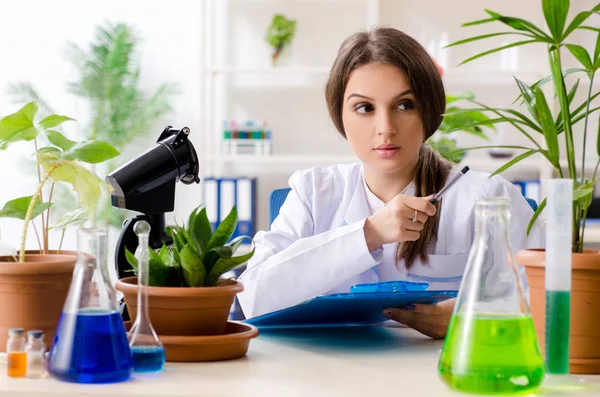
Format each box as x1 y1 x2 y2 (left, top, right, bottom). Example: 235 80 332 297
128 220 165 373
438 197 544 395
47 227 133 383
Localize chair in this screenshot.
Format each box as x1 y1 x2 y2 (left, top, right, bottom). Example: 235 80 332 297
268 187 538 227
269 188 291 227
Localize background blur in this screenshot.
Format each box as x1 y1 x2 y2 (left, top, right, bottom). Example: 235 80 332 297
1 0 600 269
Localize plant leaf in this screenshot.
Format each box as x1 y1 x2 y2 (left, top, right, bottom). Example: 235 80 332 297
207 206 238 251
50 207 88 230
485 10 552 41
206 239 255 286
566 44 594 69
445 32 535 48
125 247 138 273
563 9 597 40
38 115 74 130
38 147 62 156
180 244 206 287
0 195 52 220
595 28 600 67
542 0 569 41
534 87 559 165
514 78 539 121
46 130 76 151
0 102 39 148
458 40 540 66
159 243 170 264
62 140 120 164
527 198 546 235
193 207 213 254
491 150 541 176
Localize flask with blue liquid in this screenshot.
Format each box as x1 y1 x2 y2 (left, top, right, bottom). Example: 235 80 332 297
47 227 133 383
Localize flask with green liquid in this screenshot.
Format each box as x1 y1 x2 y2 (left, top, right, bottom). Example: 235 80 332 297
438 196 545 395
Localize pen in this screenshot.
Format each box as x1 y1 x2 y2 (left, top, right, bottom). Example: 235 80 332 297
429 166 470 205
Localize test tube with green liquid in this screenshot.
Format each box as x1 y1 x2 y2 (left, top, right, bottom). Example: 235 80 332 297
544 179 572 374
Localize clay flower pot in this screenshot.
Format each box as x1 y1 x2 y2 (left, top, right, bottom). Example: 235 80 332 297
0 254 77 351
115 276 244 336
516 248 600 374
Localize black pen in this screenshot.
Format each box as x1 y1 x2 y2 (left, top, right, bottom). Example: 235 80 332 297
429 166 470 205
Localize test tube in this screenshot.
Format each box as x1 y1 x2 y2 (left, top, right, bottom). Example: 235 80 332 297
544 179 573 375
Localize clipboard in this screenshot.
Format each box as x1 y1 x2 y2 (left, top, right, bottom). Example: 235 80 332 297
244 281 458 329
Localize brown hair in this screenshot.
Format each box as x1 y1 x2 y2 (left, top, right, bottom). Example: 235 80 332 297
325 27 452 269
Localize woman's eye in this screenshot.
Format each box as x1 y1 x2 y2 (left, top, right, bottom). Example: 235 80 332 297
355 103 374 114
397 100 415 110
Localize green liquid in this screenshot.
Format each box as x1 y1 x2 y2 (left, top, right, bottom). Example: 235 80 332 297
545 290 570 374
438 313 545 395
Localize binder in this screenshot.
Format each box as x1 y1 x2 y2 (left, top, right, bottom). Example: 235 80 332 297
235 177 256 239
513 179 541 203
203 178 219 230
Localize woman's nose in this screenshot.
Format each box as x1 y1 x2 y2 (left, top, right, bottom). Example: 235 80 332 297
376 110 396 136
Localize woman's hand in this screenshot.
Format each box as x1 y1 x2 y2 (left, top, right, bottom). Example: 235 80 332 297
363 194 437 252
383 298 456 340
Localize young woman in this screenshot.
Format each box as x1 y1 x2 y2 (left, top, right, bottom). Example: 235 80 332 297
237 27 544 339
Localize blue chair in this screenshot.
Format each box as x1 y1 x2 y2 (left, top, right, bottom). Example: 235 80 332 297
268 187 538 227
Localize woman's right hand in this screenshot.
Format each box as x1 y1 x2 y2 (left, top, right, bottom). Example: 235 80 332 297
363 194 437 252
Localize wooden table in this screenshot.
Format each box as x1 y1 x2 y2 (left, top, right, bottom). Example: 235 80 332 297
0 325 599 397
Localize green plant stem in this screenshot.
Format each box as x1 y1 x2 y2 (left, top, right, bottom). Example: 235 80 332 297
581 73 595 185
33 138 47 254
19 165 57 263
44 182 56 253
593 158 600 181
31 221 42 252
57 229 66 254
580 206 589 253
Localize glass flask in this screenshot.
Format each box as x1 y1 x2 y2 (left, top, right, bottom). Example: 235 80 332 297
47 227 133 383
438 197 545 395
128 220 165 373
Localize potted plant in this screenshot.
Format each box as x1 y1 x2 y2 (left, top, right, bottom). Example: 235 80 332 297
115 204 255 336
445 0 600 373
0 101 120 350
265 14 297 66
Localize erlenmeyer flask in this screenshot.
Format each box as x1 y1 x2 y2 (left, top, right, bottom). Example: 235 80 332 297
438 197 544 395
47 227 133 383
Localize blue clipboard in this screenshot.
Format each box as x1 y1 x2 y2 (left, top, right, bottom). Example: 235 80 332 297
244 281 458 329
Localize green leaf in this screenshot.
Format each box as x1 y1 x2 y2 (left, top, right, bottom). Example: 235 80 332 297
514 78 539 121
38 153 110 217
445 92 475 104
38 115 74 130
192 207 213 253
485 10 552 41
458 40 540 66
574 185 594 202
563 10 596 40
0 102 39 148
50 207 88 230
566 44 593 69
566 78 580 106
445 32 535 48
527 198 546 235
463 17 497 27
491 150 541 176
125 247 138 273
46 130 76 151
206 239 255 286
542 0 569 41
595 28 600 67
159 243 170 265
180 244 206 287
38 147 62 156
62 140 120 164
534 87 559 165
0 195 52 220
597 110 600 157
148 258 179 287
207 206 238 251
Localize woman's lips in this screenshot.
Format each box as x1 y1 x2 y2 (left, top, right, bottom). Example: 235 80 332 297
374 146 400 158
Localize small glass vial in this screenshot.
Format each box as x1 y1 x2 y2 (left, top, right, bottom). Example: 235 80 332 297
7 328 26 378
25 330 46 378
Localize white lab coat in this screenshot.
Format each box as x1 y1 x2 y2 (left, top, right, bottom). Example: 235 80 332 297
237 162 544 318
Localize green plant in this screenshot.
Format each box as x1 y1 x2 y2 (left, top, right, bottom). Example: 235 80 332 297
445 0 600 252
429 92 495 163
265 14 297 64
0 102 119 262
9 22 178 228
125 205 255 287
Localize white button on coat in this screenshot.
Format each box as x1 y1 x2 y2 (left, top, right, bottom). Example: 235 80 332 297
237 163 544 318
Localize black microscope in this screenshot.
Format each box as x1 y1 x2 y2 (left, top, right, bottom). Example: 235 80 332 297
106 125 200 284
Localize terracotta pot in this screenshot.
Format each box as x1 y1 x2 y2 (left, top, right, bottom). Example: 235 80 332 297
0 254 77 352
516 248 600 374
25 250 78 256
115 276 244 336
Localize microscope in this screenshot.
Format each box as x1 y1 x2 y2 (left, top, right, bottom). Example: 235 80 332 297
106 126 200 281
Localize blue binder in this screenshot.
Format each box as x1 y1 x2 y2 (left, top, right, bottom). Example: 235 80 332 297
244 281 458 329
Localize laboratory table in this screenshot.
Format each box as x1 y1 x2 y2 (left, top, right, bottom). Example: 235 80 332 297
0 325 599 397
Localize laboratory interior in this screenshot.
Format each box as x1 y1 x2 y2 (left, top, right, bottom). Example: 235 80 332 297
1 0 600 395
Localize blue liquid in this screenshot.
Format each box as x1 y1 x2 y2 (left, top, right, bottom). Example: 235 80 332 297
47 310 133 383
131 346 165 373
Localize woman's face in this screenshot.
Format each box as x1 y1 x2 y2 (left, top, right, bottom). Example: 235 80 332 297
342 62 424 175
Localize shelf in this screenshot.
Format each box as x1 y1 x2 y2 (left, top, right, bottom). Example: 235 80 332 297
207 154 358 164
204 67 330 76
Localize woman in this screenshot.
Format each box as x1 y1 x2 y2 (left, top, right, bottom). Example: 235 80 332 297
237 27 544 339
